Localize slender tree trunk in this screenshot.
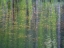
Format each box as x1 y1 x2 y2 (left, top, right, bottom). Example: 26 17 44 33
16 0 19 48
25 0 29 48
31 0 39 48
57 3 61 48
9 0 15 48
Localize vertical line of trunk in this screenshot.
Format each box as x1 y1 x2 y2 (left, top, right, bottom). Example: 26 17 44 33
31 0 39 48
25 0 29 48
57 3 61 48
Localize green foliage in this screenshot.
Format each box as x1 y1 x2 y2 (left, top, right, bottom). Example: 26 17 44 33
0 0 62 48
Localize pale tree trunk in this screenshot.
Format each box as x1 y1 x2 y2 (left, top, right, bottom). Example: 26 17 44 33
57 3 61 48
31 0 39 48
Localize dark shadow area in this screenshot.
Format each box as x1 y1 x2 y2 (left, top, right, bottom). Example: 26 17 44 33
60 5 64 48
